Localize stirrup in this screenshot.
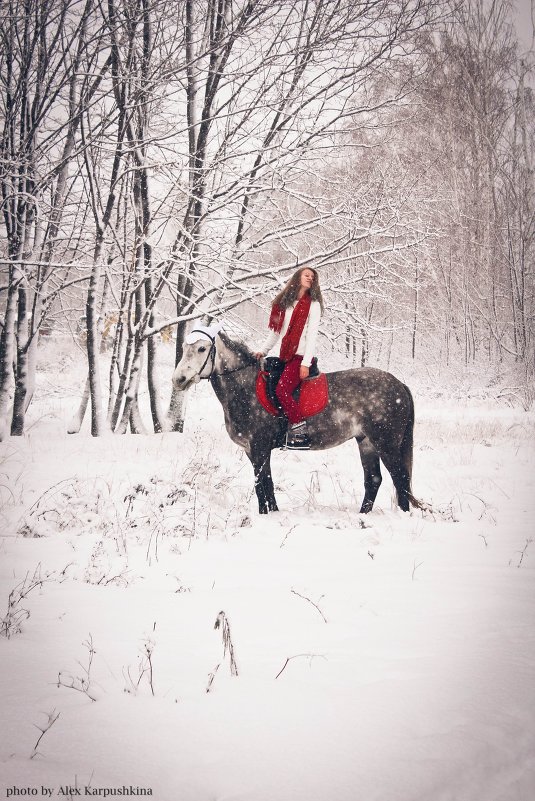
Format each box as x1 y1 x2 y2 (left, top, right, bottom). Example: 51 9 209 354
285 421 311 450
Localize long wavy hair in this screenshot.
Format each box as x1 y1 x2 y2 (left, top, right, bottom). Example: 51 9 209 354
272 267 324 313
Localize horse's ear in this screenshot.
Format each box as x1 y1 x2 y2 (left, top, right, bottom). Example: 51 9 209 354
186 321 224 344
212 321 224 336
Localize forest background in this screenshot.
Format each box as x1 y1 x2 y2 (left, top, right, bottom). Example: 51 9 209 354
0 0 533 440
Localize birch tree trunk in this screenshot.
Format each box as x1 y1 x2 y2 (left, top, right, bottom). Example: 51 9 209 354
0 281 19 439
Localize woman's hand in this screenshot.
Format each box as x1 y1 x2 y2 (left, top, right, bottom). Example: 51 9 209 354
254 352 265 360
299 365 310 380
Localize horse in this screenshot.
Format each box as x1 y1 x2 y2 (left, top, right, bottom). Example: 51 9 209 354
172 328 423 515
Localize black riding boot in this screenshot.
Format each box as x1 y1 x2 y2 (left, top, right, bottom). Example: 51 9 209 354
285 420 311 450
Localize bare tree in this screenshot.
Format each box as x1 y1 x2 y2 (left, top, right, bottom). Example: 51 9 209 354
0 0 110 437
155 0 441 429
424 0 534 366
11 0 531 441
66 0 441 436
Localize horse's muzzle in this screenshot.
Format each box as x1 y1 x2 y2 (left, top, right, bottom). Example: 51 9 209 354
173 372 200 391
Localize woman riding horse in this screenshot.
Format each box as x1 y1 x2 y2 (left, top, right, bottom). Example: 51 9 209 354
173 326 423 516
254 267 324 449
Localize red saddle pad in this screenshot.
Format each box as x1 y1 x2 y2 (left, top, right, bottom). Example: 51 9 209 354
256 372 329 419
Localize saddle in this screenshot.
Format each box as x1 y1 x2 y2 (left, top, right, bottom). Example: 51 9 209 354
256 357 329 419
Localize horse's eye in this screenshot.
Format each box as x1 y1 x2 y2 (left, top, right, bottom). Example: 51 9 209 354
198 346 206 353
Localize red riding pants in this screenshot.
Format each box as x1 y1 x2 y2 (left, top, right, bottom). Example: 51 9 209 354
276 355 304 424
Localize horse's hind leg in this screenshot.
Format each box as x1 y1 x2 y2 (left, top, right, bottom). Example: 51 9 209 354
376 448 411 512
247 447 278 514
357 437 382 514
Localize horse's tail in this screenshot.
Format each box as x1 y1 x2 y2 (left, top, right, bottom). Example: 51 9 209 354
401 385 426 511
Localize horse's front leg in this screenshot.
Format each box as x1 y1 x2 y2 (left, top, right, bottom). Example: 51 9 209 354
247 447 278 514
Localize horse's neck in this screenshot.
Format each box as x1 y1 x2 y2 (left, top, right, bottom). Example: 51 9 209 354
215 345 242 375
211 341 254 404
215 338 253 375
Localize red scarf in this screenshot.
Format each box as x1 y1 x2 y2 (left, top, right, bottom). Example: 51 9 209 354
268 293 311 363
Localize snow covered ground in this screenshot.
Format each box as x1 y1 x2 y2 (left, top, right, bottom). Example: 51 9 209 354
1 344 534 801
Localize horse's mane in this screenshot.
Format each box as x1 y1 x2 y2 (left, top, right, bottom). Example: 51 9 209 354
218 330 257 365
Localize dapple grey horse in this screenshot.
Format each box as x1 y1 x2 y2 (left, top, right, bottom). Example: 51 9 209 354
172 328 422 515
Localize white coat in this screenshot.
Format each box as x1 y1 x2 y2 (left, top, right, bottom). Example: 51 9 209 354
259 300 321 367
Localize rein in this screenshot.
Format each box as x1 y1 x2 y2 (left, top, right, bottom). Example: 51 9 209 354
211 363 256 379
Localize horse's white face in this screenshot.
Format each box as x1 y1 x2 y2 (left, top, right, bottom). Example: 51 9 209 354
172 339 214 390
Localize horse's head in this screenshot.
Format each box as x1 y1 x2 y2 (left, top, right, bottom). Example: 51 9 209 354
172 324 222 390
172 339 216 390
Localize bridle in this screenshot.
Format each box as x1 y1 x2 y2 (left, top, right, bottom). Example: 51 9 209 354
189 329 218 380
187 330 257 383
